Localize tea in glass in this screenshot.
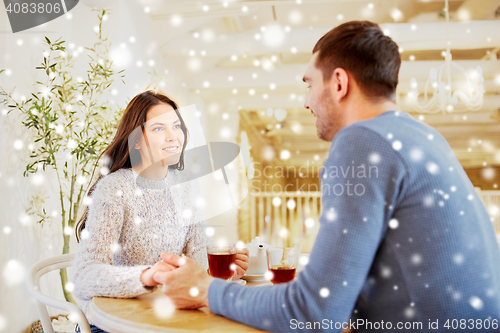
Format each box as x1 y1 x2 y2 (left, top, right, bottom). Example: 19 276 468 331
207 244 236 281
266 247 299 284
269 265 296 284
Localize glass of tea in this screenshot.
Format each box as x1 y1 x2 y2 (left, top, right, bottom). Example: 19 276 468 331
266 247 299 284
207 244 237 281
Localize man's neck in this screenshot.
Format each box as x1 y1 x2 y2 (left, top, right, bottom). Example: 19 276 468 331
343 97 398 128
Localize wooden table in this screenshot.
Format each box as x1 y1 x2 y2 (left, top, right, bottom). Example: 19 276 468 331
88 281 271 333
87 281 353 333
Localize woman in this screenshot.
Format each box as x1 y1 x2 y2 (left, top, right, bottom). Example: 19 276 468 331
72 91 249 333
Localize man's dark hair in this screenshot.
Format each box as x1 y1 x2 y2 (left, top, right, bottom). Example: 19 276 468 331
313 21 401 100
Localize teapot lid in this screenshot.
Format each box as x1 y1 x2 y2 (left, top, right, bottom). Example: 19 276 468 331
245 236 271 249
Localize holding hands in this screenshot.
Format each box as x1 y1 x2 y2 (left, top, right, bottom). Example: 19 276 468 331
151 246 249 309
140 260 177 287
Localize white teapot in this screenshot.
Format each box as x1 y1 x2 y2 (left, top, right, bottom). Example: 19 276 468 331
244 236 273 275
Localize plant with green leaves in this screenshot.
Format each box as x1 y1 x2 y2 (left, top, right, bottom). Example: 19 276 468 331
0 10 124 303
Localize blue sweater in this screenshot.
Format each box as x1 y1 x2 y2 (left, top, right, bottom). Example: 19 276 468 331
208 111 500 332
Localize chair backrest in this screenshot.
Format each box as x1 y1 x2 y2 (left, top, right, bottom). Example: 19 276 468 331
25 253 91 333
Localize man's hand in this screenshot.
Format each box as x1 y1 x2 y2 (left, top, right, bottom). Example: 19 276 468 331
154 252 214 309
232 247 249 280
140 260 176 287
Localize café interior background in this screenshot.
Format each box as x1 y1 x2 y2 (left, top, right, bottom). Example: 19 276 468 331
1 0 500 331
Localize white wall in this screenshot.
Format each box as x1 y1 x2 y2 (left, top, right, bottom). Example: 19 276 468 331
0 5 62 331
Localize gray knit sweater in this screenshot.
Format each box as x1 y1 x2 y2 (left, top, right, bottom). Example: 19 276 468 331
72 168 209 320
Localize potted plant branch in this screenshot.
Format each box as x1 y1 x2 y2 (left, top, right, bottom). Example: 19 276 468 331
0 10 124 303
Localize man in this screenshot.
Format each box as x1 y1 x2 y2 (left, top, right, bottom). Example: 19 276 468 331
154 21 500 332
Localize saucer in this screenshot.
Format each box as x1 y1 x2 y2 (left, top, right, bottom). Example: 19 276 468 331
241 274 269 282
231 279 247 286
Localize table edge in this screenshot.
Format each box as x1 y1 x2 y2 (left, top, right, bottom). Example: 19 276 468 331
88 297 266 333
88 297 196 333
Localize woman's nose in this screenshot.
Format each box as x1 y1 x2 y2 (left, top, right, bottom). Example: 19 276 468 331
164 129 177 142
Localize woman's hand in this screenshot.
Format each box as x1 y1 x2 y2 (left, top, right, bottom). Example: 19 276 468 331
232 247 250 280
155 252 214 309
141 260 177 287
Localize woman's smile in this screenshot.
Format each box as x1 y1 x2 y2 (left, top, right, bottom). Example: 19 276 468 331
162 145 180 153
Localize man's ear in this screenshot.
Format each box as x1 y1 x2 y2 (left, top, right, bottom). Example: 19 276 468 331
330 68 349 102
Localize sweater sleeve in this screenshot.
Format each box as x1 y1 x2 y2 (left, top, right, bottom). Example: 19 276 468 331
183 221 209 270
72 175 155 302
207 126 408 332
182 179 209 269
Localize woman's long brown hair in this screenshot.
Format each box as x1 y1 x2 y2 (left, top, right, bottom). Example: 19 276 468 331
75 91 188 242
